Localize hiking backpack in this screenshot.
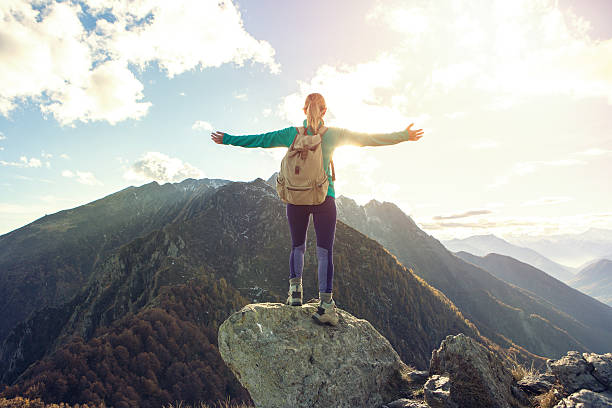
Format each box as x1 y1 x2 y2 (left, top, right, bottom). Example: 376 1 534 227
276 126 335 205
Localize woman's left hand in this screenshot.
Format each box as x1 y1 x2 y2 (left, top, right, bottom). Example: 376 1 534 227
406 123 424 141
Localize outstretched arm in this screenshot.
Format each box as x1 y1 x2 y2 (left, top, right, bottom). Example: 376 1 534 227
338 123 424 147
211 127 296 148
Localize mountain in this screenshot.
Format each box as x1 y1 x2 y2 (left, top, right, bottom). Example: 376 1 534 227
442 234 575 281
0 179 482 407
0 178 230 344
508 228 612 268
568 259 612 306
453 251 612 326
335 196 612 357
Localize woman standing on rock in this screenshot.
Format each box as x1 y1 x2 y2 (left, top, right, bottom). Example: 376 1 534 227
211 93 423 326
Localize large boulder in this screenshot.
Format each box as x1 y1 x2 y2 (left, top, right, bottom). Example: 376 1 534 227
549 351 607 393
428 333 518 408
583 353 612 388
554 389 612 407
218 302 414 408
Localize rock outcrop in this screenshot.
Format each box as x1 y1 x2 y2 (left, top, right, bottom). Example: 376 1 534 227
547 352 612 407
218 302 417 408
427 333 520 408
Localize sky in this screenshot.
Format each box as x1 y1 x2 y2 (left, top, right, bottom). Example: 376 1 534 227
1 0 612 241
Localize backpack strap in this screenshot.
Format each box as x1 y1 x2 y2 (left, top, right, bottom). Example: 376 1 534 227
289 127 305 150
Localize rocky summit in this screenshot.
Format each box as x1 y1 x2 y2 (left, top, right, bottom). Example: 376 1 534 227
217 302 420 408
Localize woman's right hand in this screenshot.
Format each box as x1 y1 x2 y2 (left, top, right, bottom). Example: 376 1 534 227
211 131 225 144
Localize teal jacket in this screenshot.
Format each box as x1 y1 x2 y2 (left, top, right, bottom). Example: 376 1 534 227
222 119 411 198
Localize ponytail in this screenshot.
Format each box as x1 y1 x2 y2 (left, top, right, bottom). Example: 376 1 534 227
303 93 326 133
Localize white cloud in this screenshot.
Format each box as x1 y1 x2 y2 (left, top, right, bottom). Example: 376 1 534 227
0 147 4 151
0 156 43 168
41 60 152 126
279 54 415 133
60 168 102 185
179 92 186 96
366 0 612 106
60 153 70 159
41 151 52 159
420 211 612 241
521 196 573 207
512 159 586 175
0 0 279 125
0 132 5 140
89 0 280 77
75 171 102 186
234 93 248 101
192 120 214 131
470 139 500 150
262 108 272 117
488 157 587 188
124 151 204 183
576 148 612 156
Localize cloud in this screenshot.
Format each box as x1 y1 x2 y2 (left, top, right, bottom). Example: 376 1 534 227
75 171 102 186
61 168 102 185
0 147 4 151
60 153 70 159
576 148 612 156
279 54 414 133
41 152 52 159
433 209 493 220
521 196 573 207
367 1 612 105
234 93 248 101
470 140 500 150
0 0 279 125
262 108 272 117
420 212 612 240
192 120 214 131
0 156 43 168
488 157 587 188
0 132 5 140
124 151 204 183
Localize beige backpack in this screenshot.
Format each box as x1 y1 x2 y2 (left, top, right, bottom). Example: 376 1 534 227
276 126 335 205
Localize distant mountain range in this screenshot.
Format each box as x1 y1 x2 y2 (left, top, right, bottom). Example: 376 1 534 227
442 234 575 281
334 196 612 357
508 228 612 268
454 251 612 320
568 259 612 306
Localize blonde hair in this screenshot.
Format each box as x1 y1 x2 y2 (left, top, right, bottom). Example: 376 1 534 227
303 93 326 133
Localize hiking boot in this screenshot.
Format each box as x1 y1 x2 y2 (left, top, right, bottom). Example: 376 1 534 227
286 278 303 306
312 299 339 326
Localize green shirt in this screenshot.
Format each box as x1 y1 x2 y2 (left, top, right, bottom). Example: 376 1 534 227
222 119 411 198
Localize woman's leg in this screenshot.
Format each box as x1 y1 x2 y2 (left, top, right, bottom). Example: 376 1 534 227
312 196 337 294
286 203 311 280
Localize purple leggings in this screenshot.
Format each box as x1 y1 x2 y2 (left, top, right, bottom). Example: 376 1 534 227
286 195 337 293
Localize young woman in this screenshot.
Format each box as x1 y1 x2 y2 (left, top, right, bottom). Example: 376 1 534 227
211 93 424 326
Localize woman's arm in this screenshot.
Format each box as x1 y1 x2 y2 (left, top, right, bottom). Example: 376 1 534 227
211 127 296 148
338 123 424 147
